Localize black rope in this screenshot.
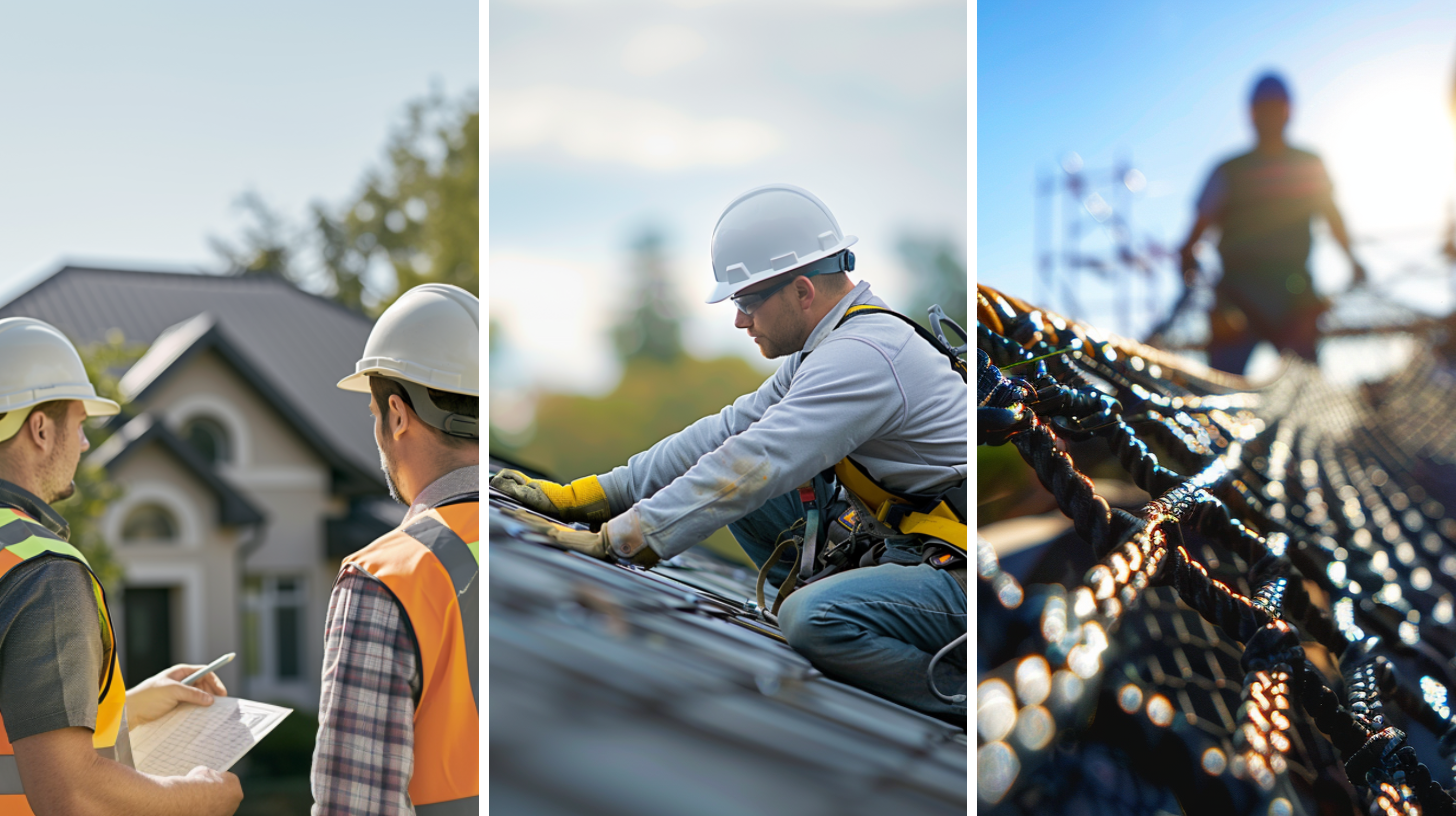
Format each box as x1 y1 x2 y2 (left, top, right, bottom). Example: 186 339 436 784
977 289 1456 813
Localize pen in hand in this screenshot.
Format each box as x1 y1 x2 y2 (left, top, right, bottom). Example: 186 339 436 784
182 653 236 687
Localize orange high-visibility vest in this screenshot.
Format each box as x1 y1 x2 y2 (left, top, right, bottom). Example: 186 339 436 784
342 498 478 815
0 506 128 815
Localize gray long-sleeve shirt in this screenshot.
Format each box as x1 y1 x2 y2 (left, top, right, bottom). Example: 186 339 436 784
598 281 968 559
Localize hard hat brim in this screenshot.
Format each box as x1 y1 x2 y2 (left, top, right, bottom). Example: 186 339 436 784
336 371 372 394
706 236 857 304
337 363 481 398
0 390 121 418
82 396 121 417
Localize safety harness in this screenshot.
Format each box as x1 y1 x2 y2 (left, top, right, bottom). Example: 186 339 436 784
756 303 970 618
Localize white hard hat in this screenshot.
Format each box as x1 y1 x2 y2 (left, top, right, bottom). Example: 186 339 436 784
707 184 858 304
0 318 120 442
337 283 480 397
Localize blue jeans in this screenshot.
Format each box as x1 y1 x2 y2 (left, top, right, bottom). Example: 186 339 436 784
728 488 968 722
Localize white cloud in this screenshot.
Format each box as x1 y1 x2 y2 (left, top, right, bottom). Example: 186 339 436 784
488 250 622 395
492 86 783 171
622 24 707 77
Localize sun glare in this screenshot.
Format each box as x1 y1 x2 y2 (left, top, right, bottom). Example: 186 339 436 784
1312 69 1456 239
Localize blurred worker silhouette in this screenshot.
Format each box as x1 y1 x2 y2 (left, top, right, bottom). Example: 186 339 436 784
1178 71 1366 375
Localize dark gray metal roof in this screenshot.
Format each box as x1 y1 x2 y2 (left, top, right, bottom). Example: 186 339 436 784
0 266 384 491
488 457 968 815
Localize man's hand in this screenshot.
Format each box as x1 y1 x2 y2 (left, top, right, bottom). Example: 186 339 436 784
126 664 227 729
173 766 243 814
540 512 661 569
490 470 613 523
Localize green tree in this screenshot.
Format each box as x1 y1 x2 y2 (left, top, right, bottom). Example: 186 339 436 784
210 192 297 280
63 330 147 589
327 88 479 313
612 229 683 363
212 89 479 315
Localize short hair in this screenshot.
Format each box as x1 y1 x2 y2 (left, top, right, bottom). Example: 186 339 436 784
815 271 853 293
368 377 478 451
0 401 74 452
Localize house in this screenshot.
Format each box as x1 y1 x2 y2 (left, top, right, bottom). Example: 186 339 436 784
0 265 401 710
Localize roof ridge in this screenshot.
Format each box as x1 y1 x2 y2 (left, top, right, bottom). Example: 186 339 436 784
7 264 374 325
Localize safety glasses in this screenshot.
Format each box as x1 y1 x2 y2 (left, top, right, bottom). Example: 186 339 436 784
731 276 798 316
727 251 854 316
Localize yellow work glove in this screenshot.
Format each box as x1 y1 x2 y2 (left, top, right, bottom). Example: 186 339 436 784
490 469 613 524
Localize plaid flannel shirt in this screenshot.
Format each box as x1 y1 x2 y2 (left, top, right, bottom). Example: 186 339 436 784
310 568 421 815
311 466 477 814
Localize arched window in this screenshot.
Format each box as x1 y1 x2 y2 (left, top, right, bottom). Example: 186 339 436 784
181 416 230 464
122 503 178 544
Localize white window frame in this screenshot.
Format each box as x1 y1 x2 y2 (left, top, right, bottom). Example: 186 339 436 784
105 482 203 550
241 574 309 686
167 394 251 467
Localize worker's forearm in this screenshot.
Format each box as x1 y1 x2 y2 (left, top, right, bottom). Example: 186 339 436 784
1325 206 1357 257
37 758 233 816
1179 214 1213 254
16 727 238 816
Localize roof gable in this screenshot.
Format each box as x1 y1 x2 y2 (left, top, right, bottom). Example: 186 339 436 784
90 413 266 527
0 266 385 494
114 313 377 493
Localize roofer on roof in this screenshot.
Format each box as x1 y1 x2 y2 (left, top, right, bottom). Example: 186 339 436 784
1178 71 1366 375
312 284 479 815
493 184 969 723
0 317 243 815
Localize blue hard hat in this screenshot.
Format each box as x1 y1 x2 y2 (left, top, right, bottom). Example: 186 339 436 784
1250 72 1291 105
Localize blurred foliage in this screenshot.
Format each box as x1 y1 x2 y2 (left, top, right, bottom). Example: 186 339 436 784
613 229 683 363
491 227 766 565
505 356 767 480
214 88 479 316
497 356 765 568
61 330 146 589
898 235 968 339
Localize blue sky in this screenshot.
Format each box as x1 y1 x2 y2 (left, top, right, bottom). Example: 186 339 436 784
980 1 1456 339
0 2 477 304
489 0 967 413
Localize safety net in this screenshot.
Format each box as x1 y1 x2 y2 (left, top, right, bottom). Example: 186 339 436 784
978 284 1456 814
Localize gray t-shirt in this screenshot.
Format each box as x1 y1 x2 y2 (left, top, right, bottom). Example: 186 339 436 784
0 556 114 744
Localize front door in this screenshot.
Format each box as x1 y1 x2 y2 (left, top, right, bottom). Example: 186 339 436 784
123 586 173 681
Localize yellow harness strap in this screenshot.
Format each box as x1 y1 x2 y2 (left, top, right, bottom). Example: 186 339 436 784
832 457 967 552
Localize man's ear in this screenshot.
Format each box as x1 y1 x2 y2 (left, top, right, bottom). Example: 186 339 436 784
796 276 816 310
387 394 411 440
25 410 50 451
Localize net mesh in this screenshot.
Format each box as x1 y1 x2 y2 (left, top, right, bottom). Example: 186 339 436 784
978 284 1456 815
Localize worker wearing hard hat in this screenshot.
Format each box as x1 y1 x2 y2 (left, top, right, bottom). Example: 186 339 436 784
0 318 242 814
1178 71 1366 375
494 184 968 722
311 284 479 814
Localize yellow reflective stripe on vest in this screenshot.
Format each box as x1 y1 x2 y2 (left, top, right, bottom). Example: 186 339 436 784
833 457 967 552
0 507 129 759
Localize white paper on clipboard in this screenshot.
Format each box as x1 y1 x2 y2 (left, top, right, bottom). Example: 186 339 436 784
129 697 293 777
